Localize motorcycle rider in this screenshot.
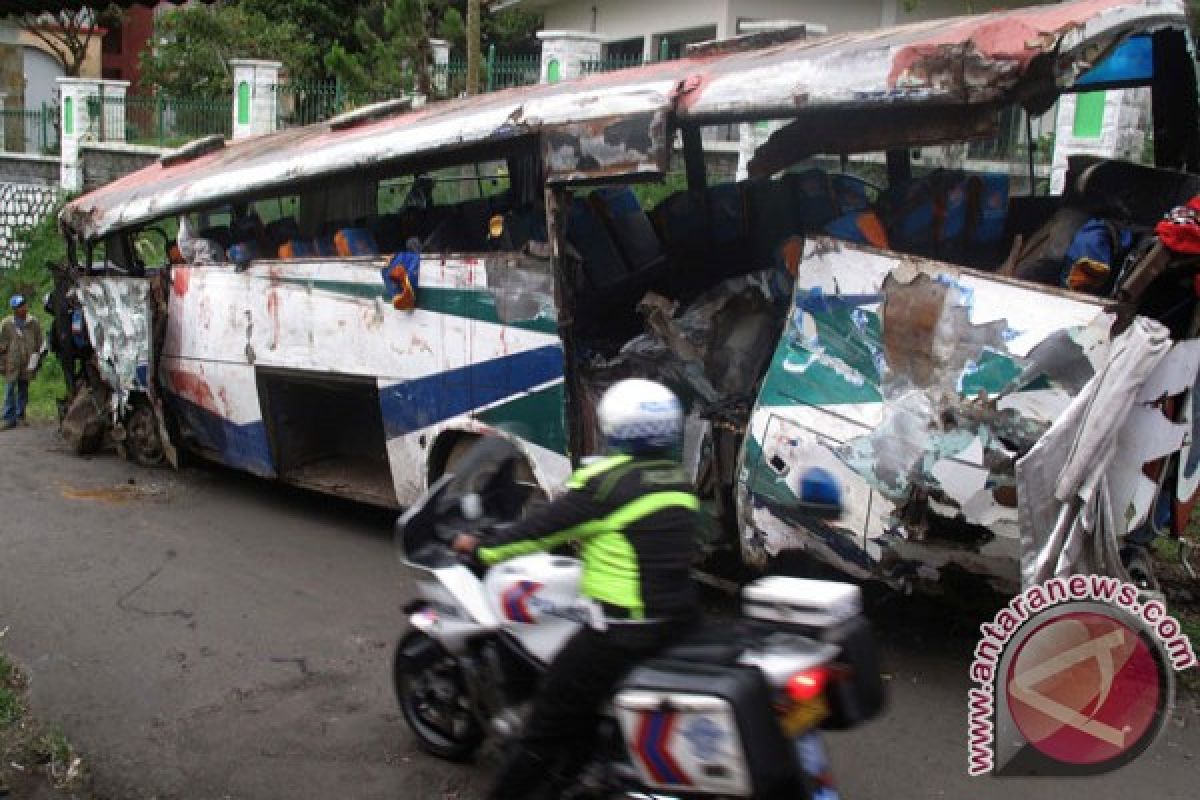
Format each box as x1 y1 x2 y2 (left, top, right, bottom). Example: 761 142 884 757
453 378 701 799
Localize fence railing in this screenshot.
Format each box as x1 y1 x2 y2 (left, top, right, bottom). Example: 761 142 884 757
581 40 678 76
0 46 655 156
275 50 540 127
84 93 231 148
0 105 60 155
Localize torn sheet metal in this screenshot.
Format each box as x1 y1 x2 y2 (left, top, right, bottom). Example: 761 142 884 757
541 111 669 183
60 0 1188 242
737 237 1151 591
77 277 153 414
1017 319 1195 587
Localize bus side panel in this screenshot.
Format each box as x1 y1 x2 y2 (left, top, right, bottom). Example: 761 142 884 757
737 238 1110 591
380 254 570 504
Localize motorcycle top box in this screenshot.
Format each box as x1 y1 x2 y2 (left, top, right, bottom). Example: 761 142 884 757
743 576 885 730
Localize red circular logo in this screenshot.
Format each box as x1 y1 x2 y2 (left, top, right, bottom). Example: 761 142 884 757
1006 611 1163 767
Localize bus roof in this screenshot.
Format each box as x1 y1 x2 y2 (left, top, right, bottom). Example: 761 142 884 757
62 0 1192 241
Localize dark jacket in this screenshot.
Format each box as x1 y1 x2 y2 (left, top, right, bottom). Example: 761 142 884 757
478 454 700 620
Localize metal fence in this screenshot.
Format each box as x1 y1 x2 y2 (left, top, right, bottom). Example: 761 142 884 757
0 105 59 155
483 50 541 91
275 51 540 127
84 93 231 148
581 41 677 76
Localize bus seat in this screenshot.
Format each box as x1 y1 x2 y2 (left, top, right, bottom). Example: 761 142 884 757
785 169 841 230
653 182 745 258
969 173 1010 246
568 196 629 289
825 209 889 248
227 241 260 265
265 217 300 248
278 239 316 259
590 187 664 274
880 169 968 256
743 178 804 268
334 227 379 257
313 236 338 257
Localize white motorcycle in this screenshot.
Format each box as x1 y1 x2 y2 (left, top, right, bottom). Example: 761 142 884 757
393 437 884 799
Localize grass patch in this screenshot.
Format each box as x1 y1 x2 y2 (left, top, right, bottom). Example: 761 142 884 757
1 199 69 423
0 648 91 797
1152 533 1200 693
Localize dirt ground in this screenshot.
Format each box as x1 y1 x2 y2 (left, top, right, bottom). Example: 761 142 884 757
0 423 1198 800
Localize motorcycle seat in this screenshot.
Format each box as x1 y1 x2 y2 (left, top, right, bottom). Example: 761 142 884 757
655 619 750 666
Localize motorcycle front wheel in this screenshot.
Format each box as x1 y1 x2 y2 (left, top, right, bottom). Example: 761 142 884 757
393 632 484 761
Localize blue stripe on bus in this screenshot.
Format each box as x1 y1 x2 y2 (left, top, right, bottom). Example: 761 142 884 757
166 393 276 478
378 345 564 440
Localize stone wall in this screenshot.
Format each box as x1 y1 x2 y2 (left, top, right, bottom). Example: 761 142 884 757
0 182 61 271
0 153 60 186
81 142 167 190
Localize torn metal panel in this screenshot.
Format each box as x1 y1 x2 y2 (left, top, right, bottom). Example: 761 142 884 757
678 0 1187 121
1017 318 1194 587
78 277 153 414
738 237 1141 589
542 111 670 183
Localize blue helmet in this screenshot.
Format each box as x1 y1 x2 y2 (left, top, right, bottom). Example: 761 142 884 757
597 379 683 455
9 294 25 310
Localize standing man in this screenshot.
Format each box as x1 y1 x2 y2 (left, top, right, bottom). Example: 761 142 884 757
0 294 44 429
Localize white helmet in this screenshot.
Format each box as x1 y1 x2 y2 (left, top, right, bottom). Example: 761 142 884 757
597 379 683 455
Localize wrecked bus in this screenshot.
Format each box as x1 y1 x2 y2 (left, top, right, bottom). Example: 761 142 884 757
55 0 1200 593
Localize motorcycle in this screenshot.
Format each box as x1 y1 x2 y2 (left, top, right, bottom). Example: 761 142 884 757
392 436 884 798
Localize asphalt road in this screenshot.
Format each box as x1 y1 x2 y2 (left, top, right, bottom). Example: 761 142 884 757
0 424 1197 800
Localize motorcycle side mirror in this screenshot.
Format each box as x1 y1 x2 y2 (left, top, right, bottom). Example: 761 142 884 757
796 466 844 519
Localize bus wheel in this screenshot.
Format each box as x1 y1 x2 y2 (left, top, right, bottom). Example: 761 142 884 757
125 403 166 467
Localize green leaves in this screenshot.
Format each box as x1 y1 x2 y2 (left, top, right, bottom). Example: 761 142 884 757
138 0 543 101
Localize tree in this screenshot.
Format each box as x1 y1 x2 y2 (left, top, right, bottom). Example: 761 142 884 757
139 4 310 98
138 0 542 102
324 0 464 100
18 7 109 77
466 0 480 95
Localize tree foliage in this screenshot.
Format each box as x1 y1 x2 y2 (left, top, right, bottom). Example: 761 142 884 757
324 0 464 98
138 4 308 97
138 0 541 99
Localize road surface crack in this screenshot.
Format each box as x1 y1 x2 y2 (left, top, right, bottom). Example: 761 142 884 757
116 550 193 620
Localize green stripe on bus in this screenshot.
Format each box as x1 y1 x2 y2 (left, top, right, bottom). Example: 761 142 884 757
476 383 569 455
274 279 558 335
419 287 558 334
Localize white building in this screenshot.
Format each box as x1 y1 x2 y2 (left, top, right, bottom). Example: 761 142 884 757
496 0 1041 63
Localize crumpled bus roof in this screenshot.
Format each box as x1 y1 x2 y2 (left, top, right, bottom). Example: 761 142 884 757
61 0 1191 241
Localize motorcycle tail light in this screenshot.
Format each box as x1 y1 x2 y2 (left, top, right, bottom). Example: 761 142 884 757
786 667 829 703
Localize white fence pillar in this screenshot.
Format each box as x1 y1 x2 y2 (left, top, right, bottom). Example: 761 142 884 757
57 77 101 191
429 38 450 94
230 59 282 140
1050 88 1152 194
536 31 604 84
